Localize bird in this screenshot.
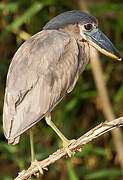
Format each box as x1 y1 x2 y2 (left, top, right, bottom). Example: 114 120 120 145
3 10 122 165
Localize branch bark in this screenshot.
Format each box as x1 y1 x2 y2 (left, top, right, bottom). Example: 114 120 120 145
15 117 123 180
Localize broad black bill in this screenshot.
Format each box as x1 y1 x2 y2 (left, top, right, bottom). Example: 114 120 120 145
84 28 122 61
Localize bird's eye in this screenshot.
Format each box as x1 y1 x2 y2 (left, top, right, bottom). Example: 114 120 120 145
84 23 93 31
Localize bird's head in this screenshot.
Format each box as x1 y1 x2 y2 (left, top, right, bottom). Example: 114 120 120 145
43 10 122 61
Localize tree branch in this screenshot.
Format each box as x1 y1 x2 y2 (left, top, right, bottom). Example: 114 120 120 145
15 117 123 180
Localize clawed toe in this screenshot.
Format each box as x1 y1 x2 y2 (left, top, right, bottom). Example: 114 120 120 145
63 139 76 157
77 148 82 152
30 160 43 175
65 147 75 157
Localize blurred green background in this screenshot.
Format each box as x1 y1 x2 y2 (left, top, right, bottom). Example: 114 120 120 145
0 0 123 179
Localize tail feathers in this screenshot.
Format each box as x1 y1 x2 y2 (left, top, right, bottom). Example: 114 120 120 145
8 136 20 145
3 78 51 145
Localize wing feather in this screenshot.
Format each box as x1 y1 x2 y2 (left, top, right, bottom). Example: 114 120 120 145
3 30 82 144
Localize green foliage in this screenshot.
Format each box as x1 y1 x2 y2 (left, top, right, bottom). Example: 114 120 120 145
0 2 43 39
67 160 79 180
0 0 123 179
86 169 123 180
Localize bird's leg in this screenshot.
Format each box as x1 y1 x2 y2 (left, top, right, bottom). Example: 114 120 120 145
29 128 43 175
30 128 35 162
45 114 75 157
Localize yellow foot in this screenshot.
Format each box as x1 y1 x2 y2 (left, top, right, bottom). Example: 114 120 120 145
77 148 82 152
63 139 76 157
30 160 43 175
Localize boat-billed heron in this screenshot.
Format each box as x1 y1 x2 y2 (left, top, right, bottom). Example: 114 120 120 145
3 10 122 163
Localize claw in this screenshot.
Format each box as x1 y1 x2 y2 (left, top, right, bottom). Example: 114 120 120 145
30 160 43 175
65 147 75 157
77 148 82 152
63 139 76 157
43 167 48 171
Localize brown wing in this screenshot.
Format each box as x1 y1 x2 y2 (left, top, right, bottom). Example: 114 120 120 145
3 30 81 144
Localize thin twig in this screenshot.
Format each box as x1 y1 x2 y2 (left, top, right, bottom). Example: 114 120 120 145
15 117 123 180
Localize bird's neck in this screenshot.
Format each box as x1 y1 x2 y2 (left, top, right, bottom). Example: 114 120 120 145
59 24 82 42
59 24 90 70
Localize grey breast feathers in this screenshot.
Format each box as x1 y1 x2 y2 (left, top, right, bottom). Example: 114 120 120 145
3 30 80 145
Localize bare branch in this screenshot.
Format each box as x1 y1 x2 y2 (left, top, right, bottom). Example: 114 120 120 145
15 117 123 180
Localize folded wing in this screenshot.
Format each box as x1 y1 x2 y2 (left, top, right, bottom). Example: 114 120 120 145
3 30 80 144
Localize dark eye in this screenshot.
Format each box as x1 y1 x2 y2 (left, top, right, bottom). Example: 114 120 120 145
84 23 93 31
